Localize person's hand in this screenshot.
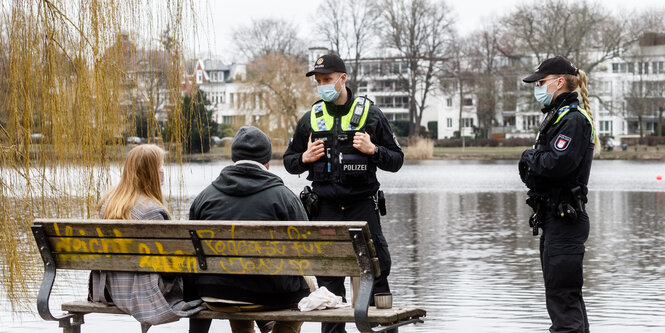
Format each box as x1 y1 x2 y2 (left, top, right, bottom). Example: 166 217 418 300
353 132 376 155
302 133 325 163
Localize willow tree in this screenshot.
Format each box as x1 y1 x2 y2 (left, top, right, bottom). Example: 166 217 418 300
244 53 317 145
0 0 193 310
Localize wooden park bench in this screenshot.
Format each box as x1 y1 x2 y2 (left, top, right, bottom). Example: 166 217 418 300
31 219 426 333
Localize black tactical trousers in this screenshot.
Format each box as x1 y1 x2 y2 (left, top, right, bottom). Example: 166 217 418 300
540 211 590 333
315 198 391 333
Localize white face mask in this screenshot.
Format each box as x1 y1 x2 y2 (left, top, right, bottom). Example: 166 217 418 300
317 75 343 102
534 79 557 106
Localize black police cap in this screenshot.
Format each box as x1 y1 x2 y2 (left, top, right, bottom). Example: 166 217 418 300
523 56 578 83
306 54 347 77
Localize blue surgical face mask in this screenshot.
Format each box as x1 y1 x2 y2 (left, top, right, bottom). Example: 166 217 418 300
533 80 555 106
317 75 343 102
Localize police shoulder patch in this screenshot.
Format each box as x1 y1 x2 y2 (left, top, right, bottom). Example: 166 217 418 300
393 134 401 148
554 134 572 151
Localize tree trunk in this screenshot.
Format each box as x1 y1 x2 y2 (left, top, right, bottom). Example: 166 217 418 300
457 81 464 139
658 107 664 136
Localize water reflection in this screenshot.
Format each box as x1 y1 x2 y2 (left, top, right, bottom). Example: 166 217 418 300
2 160 665 332
384 190 665 332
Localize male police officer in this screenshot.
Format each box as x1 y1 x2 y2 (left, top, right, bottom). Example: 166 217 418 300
283 54 403 333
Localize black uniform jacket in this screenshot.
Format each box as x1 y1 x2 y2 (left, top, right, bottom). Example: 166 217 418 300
283 88 404 201
519 92 594 200
188 163 310 305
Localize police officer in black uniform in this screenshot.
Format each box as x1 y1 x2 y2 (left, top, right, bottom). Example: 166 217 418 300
284 54 403 333
519 56 596 333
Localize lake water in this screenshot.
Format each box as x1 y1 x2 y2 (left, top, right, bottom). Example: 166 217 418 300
2 160 665 332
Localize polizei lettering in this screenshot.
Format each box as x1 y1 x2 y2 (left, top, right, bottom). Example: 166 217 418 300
343 164 367 171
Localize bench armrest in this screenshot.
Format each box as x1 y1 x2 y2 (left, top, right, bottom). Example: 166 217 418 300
32 225 69 322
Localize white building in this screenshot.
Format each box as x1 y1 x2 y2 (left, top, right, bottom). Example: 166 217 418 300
590 34 665 137
189 59 268 127
437 34 665 140
188 34 665 140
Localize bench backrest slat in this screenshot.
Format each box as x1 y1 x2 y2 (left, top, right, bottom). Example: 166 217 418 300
33 219 375 277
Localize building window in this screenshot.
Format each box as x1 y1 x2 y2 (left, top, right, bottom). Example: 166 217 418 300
222 115 235 124
358 81 368 93
196 71 202 84
376 96 409 108
524 115 539 130
461 118 474 128
599 120 613 136
446 118 453 128
395 113 409 120
446 98 452 107
463 98 473 106
656 61 665 74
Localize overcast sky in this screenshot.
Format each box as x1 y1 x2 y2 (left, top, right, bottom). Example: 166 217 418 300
190 0 665 62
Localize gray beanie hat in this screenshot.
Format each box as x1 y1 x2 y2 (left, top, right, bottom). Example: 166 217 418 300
231 126 272 164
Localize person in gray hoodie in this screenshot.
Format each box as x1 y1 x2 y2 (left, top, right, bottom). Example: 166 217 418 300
187 126 310 333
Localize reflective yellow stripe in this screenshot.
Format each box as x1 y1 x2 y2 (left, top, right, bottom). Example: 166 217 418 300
310 102 334 131
341 97 370 130
310 97 369 132
553 105 596 143
578 107 596 144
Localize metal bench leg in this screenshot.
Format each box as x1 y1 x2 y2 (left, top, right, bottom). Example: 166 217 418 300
59 314 83 333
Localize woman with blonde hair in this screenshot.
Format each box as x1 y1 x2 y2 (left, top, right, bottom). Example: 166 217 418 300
519 56 596 333
90 144 204 329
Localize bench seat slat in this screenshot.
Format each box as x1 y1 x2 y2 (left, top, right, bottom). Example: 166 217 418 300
61 301 426 324
35 219 366 241
54 254 362 276
47 237 357 259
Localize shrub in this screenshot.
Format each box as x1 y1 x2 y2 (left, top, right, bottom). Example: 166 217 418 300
405 137 433 160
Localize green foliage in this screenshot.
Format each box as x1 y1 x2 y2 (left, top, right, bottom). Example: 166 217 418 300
181 90 212 153
390 120 410 137
212 122 234 138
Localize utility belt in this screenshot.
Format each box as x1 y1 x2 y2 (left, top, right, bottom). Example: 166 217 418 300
299 186 386 219
526 186 586 236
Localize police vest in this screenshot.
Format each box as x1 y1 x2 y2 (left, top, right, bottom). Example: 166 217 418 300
307 97 374 184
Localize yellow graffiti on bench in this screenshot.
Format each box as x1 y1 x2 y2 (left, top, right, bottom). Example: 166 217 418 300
197 227 332 258
52 223 197 273
138 241 198 273
197 225 334 275
53 223 132 261
50 223 333 275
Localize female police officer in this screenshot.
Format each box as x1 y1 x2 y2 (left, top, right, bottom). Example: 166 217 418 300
519 56 596 333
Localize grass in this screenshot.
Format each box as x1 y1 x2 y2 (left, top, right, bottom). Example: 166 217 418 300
428 145 665 160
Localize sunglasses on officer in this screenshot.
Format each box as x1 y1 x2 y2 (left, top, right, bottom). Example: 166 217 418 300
535 77 562 87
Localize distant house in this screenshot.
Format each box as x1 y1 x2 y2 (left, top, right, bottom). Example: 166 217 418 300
185 58 266 128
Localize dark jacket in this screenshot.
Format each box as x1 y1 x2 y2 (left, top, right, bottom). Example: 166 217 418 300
283 88 404 201
188 163 310 306
519 92 594 201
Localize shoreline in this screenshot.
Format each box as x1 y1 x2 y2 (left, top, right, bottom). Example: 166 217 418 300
3 145 663 165
181 145 665 162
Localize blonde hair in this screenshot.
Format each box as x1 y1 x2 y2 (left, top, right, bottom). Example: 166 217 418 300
98 144 169 219
562 69 599 147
